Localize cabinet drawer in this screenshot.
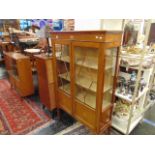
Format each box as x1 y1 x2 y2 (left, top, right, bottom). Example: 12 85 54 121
74 101 96 130
58 90 72 115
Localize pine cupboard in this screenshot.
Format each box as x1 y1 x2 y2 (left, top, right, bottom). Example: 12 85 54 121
51 31 122 134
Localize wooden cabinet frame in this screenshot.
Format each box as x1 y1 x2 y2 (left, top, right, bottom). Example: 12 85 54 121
52 31 122 134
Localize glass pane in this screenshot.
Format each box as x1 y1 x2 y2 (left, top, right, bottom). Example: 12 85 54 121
102 48 117 109
55 44 71 95
74 46 99 109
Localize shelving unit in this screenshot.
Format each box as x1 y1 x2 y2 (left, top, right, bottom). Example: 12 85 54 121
52 31 122 134
4 52 34 97
112 49 155 135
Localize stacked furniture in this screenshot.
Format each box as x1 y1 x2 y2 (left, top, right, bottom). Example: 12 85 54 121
4 52 34 97
51 31 122 134
35 54 56 110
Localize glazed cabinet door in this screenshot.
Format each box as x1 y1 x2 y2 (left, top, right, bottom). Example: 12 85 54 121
72 42 100 129
53 40 73 114
102 48 118 109
54 41 71 94
101 47 119 125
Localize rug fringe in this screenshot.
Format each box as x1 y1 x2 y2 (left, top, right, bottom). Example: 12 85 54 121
27 120 55 135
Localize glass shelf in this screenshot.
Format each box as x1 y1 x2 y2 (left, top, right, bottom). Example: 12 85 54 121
75 88 96 109
59 72 97 92
59 72 70 81
56 55 99 70
76 58 98 70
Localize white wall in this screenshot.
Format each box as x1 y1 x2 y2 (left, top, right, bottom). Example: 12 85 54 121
74 19 124 31
74 19 101 30
101 19 124 30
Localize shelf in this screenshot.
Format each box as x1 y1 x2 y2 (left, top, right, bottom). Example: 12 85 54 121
59 72 97 93
59 72 70 81
112 114 143 134
76 75 97 92
115 87 148 102
76 91 96 109
120 64 154 71
76 59 98 70
59 83 71 94
59 72 112 93
56 56 99 70
105 65 113 70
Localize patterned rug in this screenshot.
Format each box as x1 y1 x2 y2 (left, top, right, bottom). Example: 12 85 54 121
0 79 53 135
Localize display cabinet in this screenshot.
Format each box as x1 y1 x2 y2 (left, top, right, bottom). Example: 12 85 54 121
51 31 122 134
4 52 34 97
112 47 155 134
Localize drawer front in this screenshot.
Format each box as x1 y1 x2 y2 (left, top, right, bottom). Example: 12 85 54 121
101 107 111 124
74 101 96 130
58 90 72 114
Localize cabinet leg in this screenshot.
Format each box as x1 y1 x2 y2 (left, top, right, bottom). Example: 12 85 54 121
57 108 61 120
107 127 111 135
